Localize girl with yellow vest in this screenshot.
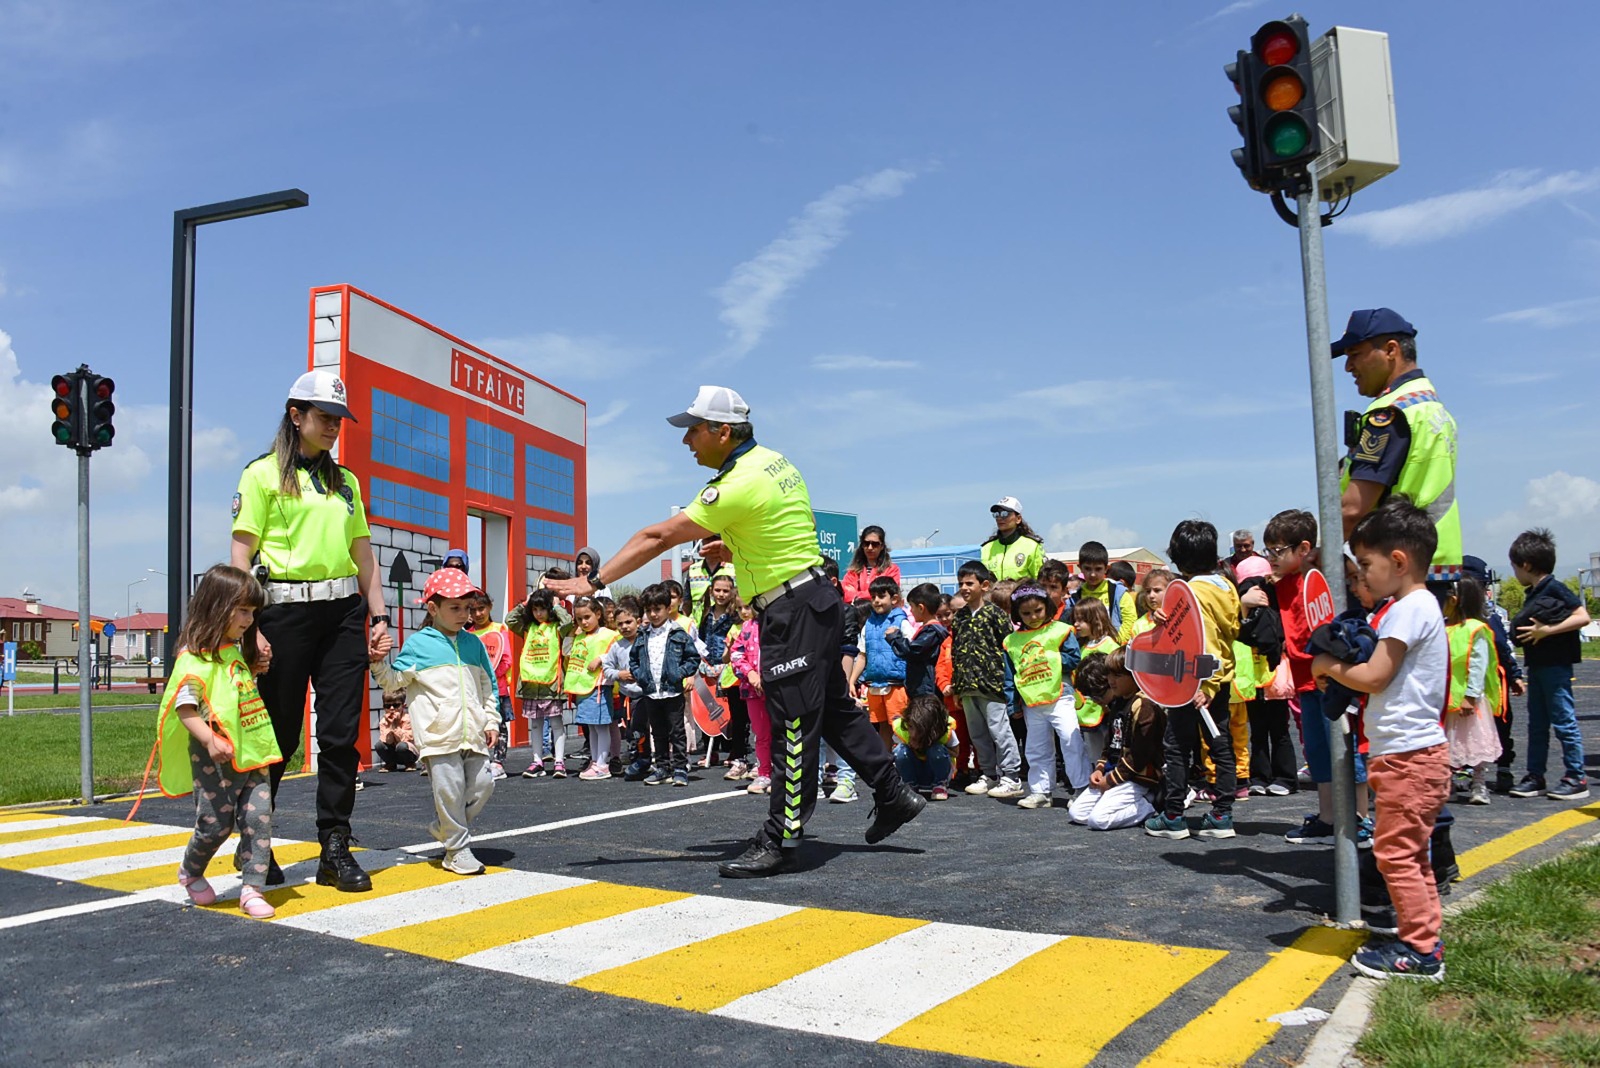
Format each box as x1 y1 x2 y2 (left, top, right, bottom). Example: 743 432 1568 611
1071 599 1121 732
566 599 621 780
507 589 571 777
1004 585 1090 809
1443 576 1504 806
154 565 283 919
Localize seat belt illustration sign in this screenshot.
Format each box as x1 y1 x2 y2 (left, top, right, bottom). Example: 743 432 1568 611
1125 579 1220 710
689 674 731 738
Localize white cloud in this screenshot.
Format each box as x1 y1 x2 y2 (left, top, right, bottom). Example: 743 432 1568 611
472 332 657 382
715 167 916 361
587 400 630 429
1485 296 1600 329
1526 471 1600 520
1479 470 1600 571
1338 169 1600 248
1046 517 1140 552
1197 0 1268 25
811 354 919 372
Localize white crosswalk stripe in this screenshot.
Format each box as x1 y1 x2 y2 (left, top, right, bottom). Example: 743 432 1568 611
276 870 586 938
0 823 176 859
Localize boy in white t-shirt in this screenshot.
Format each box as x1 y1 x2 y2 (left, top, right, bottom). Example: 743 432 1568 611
1313 498 1450 982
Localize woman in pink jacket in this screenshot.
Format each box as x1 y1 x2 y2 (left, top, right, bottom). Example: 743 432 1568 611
842 525 902 605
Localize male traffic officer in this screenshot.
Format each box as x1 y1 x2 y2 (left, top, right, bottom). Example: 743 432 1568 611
543 386 924 878
1334 308 1462 582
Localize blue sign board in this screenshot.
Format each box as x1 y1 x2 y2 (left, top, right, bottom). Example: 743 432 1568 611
2 642 15 683
103 622 117 638
812 510 859 567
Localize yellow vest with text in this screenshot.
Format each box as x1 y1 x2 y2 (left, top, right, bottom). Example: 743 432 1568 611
156 646 283 797
1447 618 1504 718
981 535 1044 582
1342 375 1461 579
682 444 823 603
518 620 564 689
1004 621 1075 709
563 627 618 696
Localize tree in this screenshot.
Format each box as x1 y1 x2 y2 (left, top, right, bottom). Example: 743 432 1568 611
1496 580 1524 615
1564 575 1600 619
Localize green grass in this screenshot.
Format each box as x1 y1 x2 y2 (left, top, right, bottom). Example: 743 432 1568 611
1359 845 1600 1068
1584 640 1600 660
7 692 158 712
0 708 160 805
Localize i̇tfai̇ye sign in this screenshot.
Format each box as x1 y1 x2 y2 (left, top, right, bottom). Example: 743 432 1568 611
451 348 525 415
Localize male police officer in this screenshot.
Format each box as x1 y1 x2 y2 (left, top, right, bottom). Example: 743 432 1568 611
1334 308 1462 582
544 386 924 877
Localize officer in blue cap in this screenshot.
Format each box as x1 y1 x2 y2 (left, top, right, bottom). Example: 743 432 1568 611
1333 308 1462 582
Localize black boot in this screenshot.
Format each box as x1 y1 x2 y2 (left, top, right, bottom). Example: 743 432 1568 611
234 846 285 886
865 784 927 845
718 838 790 879
317 830 372 892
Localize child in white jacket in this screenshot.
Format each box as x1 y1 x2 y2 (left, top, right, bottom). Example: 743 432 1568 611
370 568 500 875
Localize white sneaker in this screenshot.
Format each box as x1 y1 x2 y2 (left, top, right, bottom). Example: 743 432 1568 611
988 778 1025 800
964 776 994 796
830 780 859 803
442 847 486 875
1468 783 1492 806
489 762 507 782
1017 793 1052 809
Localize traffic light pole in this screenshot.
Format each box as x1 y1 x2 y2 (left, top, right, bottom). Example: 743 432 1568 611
1294 179 1360 925
77 449 94 806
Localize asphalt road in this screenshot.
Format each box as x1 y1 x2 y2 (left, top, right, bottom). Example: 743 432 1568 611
3 661 1598 1068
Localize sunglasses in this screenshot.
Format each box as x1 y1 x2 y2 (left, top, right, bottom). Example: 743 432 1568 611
991 508 1015 518
861 540 883 548
1262 544 1296 560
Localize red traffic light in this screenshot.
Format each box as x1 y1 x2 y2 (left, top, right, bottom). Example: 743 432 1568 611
93 377 115 400
52 374 73 397
1256 28 1299 66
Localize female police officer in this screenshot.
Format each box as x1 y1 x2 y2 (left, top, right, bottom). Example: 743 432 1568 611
230 370 392 891
545 385 925 878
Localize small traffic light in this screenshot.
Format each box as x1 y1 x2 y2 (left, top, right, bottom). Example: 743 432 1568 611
1248 17 1320 185
84 374 116 448
49 372 84 448
1225 50 1265 190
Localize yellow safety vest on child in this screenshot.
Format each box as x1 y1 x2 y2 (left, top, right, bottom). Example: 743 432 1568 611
519 620 565 690
156 647 283 797
563 627 619 696
1072 635 1120 727
1003 621 1076 709
1447 618 1505 718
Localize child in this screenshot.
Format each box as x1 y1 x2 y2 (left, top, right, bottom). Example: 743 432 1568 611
564 598 619 781
1144 519 1240 841
1071 599 1119 734
467 593 514 781
885 583 950 700
1039 559 1074 622
952 561 1024 800
699 574 751 778
859 575 911 750
1108 560 1139 597
1073 541 1139 644
893 693 956 800
1507 528 1592 801
1134 568 1173 629
1005 584 1088 809
630 583 702 786
155 564 281 918
1313 498 1450 981
507 589 571 778
371 567 500 876
1069 649 1166 830
731 602 774 794
602 597 647 779
375 690 419 772
934 594 971 784
1443 575 1503 806
1243 509 1369 844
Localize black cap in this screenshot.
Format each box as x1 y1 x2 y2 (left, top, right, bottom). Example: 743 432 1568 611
1461 555 1493 585
1331 308 1416 357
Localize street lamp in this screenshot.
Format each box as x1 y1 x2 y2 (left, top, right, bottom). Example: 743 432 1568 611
921 528 941 547
126 577 148 617
166 190 309 663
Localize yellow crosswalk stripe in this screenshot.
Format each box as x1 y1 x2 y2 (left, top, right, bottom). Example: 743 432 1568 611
0 832 195 872
1457 802 1600 879
1138 926 1366 1068
85 841 327 892
575 906 926 1012
361 881 688 960
0 818 133 847
209 857 466 920
880 935 1226 1067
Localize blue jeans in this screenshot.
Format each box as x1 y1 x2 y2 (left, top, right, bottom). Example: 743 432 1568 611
894 743 952 789
1299 688 1368 785
1526 664 1585 782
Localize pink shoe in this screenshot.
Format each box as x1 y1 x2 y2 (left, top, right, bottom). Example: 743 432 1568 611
239 886 276 919
177 869 216 906
579 764 611 780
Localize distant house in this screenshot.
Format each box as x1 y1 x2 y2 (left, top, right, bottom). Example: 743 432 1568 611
107 612 169 662
1046 547 1168 580
0 596 111 660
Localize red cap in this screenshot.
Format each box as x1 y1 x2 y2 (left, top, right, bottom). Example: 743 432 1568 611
416 567 482 604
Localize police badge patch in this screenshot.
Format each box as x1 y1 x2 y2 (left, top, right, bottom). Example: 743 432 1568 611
700 487 719 505
231 492 242 519
1368 409 1395 428
1015 552 1025 566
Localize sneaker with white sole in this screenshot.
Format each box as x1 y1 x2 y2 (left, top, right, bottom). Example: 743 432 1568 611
443 848 487 875
746 775 771 795
1351 939 1444 983
1548 778 1591 801
1467 783 1492 805
1017 793 1052 809
1267 782 1292 796
724 759 750 782
830 779 859 803
489 762 507 782
1144 813 1190 839
988 778 1025 800
1198 811 1236 839
964 775 994 796
1508 774 1546 798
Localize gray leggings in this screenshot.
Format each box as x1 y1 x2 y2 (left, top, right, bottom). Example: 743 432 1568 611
183 737 273 888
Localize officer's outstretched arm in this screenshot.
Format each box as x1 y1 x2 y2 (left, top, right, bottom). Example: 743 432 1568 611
544 512 714 599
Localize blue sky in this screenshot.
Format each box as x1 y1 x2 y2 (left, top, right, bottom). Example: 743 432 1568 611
3 0 1597 615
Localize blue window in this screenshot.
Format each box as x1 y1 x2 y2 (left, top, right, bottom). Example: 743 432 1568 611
525 444 575 515
371 389 449 482
526 518 575 557
466 419 514 500
368 477 450 533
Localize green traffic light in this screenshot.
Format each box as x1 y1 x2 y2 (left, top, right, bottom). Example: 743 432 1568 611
52 423 73 444
1264 114 1310 158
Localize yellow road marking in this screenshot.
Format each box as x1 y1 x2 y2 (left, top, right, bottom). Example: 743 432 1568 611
0 832 194 871
1457 802 1600 879
1139 926 1365 1068
880 935 1225 1067
576 907 926 1012
361 881 689 960
199 856 462 919
0 818 137 846
85 841 327 891
0 812 78 824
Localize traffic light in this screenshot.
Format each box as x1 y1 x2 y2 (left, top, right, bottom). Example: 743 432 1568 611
1248 17 1320 186
49 371 83 449
1225 50 1265 190
84 374 116 448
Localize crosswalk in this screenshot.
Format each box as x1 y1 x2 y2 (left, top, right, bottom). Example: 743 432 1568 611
0 810 1363 1067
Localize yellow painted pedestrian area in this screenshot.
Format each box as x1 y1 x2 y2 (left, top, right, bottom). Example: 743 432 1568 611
0 812 1383 1068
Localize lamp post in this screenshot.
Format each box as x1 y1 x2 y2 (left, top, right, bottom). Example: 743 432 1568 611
126 577 147 618
165 190 309 664
921 528 941 548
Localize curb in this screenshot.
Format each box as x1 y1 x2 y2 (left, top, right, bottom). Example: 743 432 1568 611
1298 825 1600 1068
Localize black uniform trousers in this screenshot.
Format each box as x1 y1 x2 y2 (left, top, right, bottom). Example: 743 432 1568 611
758 577 902 850
256 593 367 842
